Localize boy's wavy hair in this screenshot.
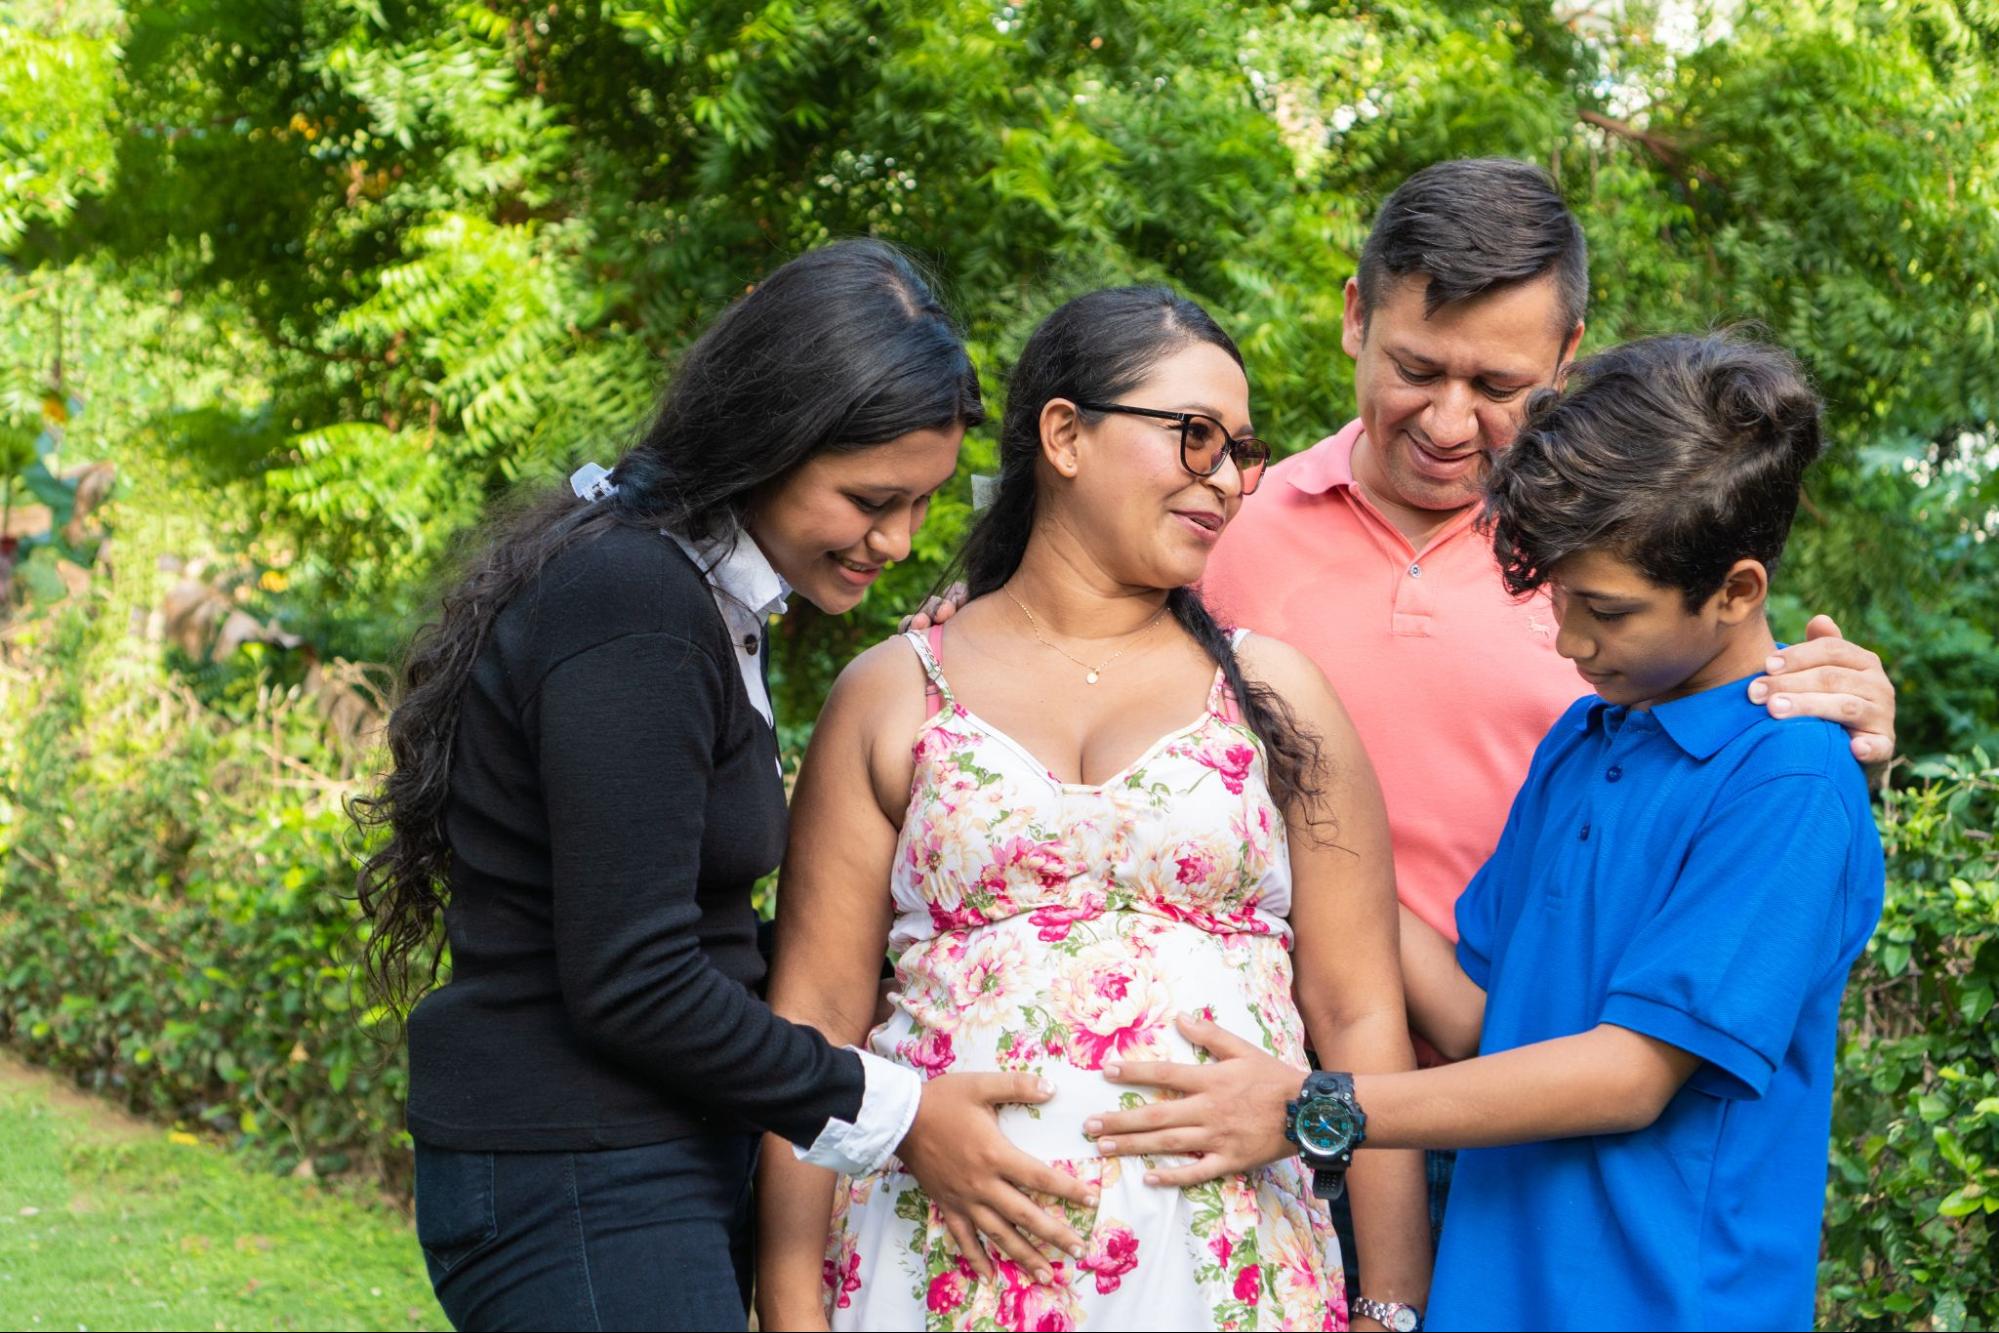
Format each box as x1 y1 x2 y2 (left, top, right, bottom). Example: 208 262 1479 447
1483 331 1824 608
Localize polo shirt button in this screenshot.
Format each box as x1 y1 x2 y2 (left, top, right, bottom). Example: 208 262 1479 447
742 634 759 656
1579 823 1591 841
1606 765 1623 782
1408 563 1422 578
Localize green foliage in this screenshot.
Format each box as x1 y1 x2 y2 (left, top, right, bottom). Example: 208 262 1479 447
9 0 1990 737
1822 755 1999 1331
0 597 403 1184
1 4 1996 1326
0 4 121 248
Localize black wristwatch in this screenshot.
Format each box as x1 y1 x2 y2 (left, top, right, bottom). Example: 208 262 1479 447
1284 1070 1367 1200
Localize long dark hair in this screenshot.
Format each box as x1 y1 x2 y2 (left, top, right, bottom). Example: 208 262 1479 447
351 239 983 1013
957 286 1323 815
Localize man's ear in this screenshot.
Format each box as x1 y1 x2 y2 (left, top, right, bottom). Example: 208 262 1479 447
1341 277 1367 361
1555 320 1586 384
1715 558 1770 624
1039 398 1083 481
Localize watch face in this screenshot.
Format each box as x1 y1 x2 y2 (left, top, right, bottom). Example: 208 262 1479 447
1390 1308 1420 1332
1294 1097 1360 1155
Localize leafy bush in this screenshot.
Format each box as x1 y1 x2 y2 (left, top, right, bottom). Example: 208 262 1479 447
0 596 405 1186
9 584 1999 1333
1821 755 1999 1331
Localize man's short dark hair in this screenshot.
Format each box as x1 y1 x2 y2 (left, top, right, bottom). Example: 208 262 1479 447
1484 332 1825 609
1356 158 1589 335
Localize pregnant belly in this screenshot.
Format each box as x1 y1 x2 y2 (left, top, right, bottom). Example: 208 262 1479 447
872 913 1302 1162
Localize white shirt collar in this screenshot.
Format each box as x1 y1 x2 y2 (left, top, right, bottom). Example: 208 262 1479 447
670 526 790 622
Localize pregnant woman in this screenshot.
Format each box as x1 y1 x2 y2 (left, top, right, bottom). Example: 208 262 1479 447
756 287 1432 1330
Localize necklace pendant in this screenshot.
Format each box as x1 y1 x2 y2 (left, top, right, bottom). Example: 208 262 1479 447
1085 670 1100 685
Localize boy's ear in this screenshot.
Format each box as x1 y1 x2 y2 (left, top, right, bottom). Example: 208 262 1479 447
1714 559 1770 624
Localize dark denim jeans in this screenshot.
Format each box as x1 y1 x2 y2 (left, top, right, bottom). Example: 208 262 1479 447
1328 1147 1455 1296
414 1132 758 1332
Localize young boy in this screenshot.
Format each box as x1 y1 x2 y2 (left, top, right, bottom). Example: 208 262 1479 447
1087 332 1885 1332
1385 331 1886 1329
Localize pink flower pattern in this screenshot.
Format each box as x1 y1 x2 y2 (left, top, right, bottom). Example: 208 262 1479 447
1029 889 1107 942
823 1247 861 1310
927 1258 976 1315
996 1260 1082 1331
821 632 1344 1332
895 1025 955 1076
1081 1223 1140 1294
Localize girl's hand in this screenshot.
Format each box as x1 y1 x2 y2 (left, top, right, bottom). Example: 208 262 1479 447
898 581 968 633
897 1071 1097 1283
1086 1013 1304 1188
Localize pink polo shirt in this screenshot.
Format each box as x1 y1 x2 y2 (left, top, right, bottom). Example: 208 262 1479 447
1202 420 1585 942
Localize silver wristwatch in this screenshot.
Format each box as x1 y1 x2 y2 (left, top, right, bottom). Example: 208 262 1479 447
1351 1296 1423 1332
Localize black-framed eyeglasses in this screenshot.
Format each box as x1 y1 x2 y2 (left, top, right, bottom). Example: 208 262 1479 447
1074 401 1271 495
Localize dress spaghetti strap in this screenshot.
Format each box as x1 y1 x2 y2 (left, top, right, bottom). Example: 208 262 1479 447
903 626 954 719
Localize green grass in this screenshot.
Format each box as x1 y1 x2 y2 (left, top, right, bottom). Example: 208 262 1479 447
0 1057 445 1331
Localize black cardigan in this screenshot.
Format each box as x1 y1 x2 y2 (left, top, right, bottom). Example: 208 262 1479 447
405 524 864 1151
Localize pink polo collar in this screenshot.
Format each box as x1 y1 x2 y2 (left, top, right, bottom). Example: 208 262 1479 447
1282 418 1366 495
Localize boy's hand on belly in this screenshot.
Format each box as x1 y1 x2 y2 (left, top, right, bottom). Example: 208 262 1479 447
1086 1013 1304 1188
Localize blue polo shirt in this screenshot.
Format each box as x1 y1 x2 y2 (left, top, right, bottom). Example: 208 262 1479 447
1427 674 1884 1332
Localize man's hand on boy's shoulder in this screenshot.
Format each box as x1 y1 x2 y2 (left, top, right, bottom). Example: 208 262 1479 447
1748 614 1896 769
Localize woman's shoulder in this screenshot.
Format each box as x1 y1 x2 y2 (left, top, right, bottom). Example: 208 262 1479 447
1231 628 1334 701
541 523 706 607
506 524 721 663
826 630 932 716
1229 628 1370 745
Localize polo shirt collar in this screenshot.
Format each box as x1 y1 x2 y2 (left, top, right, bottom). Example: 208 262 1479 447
1574 673 1770 759
1282 418 1365 496
671 526 790 621
1652 677 1770 758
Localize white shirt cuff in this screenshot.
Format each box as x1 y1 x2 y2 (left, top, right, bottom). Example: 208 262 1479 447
793 1048 922 1175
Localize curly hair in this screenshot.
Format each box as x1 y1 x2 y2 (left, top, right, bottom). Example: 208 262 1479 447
1484 331 1824 609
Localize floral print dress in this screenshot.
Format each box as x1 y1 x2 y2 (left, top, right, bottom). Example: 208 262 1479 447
822 628 1346 1332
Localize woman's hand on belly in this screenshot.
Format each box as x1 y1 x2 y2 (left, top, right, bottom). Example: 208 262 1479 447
1085 1012 1304 1187
898 1071 1099 1284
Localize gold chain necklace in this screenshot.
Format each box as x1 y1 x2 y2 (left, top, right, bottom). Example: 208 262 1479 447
1004 587 1169 685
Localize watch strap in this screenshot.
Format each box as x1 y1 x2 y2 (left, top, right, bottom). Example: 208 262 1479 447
1351 1296 1423 1331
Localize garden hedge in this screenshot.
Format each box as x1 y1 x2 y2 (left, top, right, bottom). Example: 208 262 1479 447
2 595 1994 1327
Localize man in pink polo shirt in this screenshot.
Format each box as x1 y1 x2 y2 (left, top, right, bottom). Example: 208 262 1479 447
1201 410 1578 946
1202 158 1895 954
